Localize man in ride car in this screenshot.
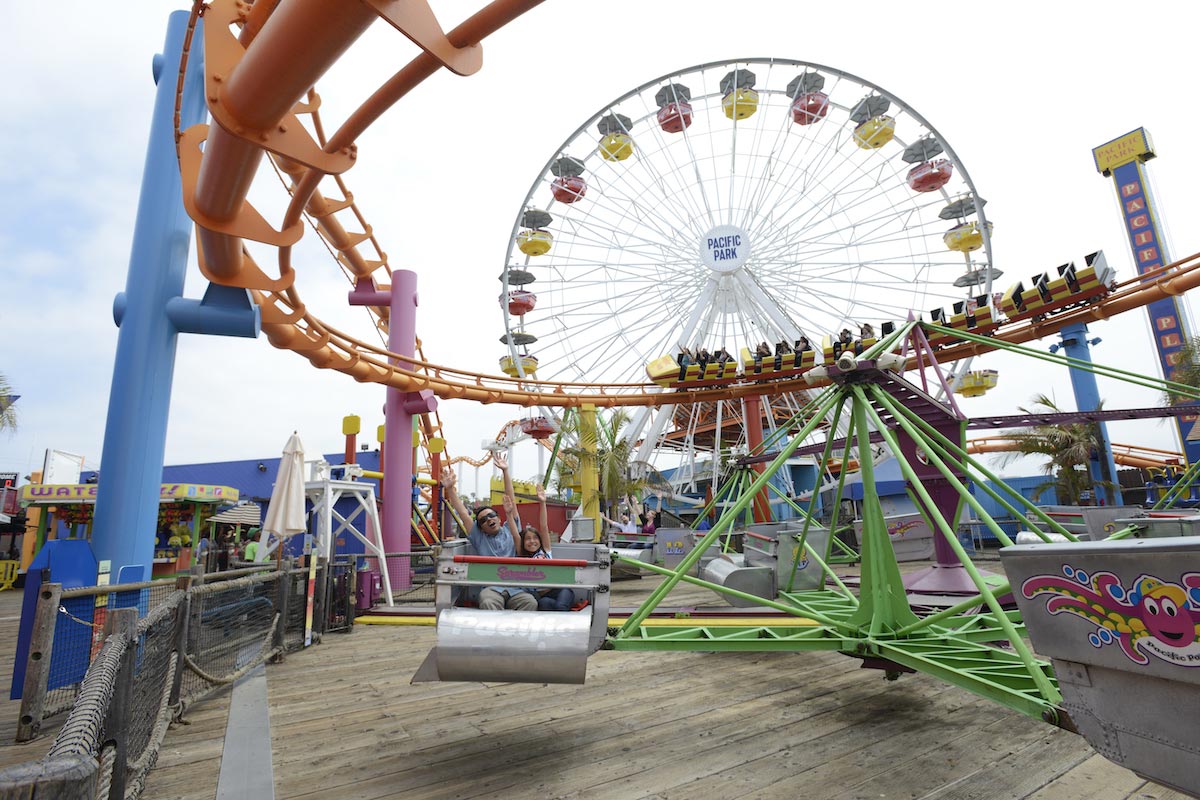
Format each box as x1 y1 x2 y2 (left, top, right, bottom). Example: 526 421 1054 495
441 455 537 610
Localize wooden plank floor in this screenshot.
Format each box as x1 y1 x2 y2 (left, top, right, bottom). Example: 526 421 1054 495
1 560 1193 799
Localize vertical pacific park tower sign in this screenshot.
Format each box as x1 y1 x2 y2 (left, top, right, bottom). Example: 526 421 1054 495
1093 128 1200 463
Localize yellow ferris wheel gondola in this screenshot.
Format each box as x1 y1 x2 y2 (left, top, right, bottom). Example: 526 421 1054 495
956 369 998 397
720 68 758 120
944 220 993 253
853 116 896 149
598 113 634 161
500 353 539 377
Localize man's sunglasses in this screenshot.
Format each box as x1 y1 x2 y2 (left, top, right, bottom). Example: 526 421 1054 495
477 511 498 522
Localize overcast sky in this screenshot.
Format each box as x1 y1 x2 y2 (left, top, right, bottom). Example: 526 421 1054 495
3 1 1200 488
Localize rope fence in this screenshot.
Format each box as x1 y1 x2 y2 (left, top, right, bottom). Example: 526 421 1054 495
1 561 327 799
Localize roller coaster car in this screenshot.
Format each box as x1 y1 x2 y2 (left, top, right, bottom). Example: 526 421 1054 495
739 346 817 379
999 258 1115 323
643 354 740 389
412 539 611 684
927 300 999 347
821 332 878 360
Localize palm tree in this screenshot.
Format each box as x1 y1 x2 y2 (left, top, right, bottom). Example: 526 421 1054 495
0 373 17 433
1164 336 1200 406
554 409 672 516
997 394 1113 504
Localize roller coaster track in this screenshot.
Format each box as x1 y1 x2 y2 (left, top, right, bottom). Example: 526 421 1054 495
177 0 1200 412
967 438 1183 470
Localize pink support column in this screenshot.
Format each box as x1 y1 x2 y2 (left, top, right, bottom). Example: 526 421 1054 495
349 270 437 591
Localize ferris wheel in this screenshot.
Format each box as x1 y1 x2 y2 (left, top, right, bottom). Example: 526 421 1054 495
499 58 996 471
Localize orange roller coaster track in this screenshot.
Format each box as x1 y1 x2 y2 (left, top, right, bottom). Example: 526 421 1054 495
178 0 1200 411
967 438 1184 471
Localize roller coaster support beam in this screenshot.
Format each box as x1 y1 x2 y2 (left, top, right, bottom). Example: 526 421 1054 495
1055 323 1122 506
349 271 436 563
92 13 213 580
743 394 773 523
579 404 600 542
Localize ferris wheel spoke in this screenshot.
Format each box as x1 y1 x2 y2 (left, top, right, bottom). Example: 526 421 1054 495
624 95 719 236
730 270 804 339
554 201 692 259
746 129 904 247
587 149 705 242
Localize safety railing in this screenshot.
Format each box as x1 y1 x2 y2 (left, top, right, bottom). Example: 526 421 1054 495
2 562 326 798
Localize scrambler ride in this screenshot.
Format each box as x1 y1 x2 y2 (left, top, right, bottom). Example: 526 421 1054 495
422 317 1200 797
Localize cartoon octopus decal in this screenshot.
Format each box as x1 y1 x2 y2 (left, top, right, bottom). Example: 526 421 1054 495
1021 565 1200 666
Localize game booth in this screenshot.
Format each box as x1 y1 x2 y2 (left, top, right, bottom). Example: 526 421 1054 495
18 482 241 579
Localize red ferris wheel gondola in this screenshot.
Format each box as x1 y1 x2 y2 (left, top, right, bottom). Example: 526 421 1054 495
551 175 586 204
520 416 556 440
788 72 828 126
506 289 537 316
655 82 693 133
791 91 830 125
550 156 587 204
906 159 954 193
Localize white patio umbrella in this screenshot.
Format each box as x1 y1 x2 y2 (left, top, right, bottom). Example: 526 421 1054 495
259 432 307 562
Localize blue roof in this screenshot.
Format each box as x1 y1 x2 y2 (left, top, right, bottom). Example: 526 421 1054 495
80 451 382 505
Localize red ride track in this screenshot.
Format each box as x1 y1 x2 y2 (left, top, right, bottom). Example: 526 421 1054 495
179 0 1200 410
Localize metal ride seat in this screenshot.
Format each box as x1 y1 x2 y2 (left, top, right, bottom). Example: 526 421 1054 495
1033 272 1053 303
971 300 997 330
701 524 831 607
1045 269 1075 304
609 529 657 576
609 527 697 576
740 346 759 374
1058 261 1082 293
1001 537 1200 796
412 539 611 684
821 334 836 361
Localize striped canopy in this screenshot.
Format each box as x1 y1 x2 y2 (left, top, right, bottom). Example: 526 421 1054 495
207 502 262 527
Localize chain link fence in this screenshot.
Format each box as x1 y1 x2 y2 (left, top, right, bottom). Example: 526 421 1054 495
358 548 437 605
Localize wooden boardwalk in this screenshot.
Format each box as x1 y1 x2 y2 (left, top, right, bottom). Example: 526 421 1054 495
0 564 1192 799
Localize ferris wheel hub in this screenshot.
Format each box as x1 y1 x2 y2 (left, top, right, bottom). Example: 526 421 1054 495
701 224 751 274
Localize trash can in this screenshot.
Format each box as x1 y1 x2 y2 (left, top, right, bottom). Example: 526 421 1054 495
356 568 379 612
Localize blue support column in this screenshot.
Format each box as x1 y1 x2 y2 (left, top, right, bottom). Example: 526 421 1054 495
91 13 210 579
1057 322 1123 506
